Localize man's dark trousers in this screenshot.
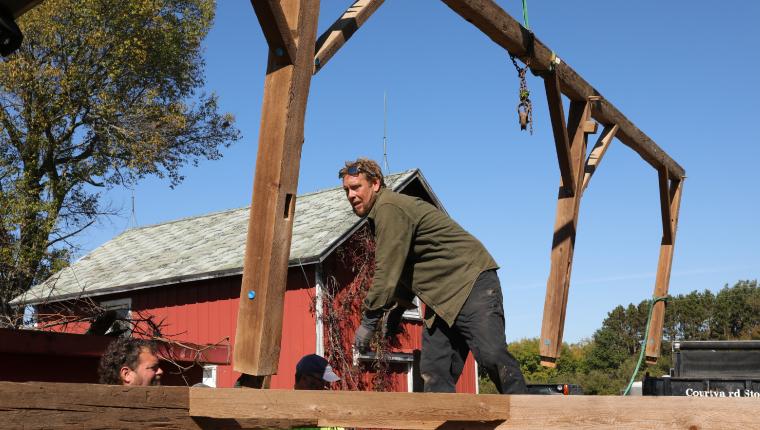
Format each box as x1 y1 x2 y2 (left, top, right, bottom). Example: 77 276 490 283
420 270 527 394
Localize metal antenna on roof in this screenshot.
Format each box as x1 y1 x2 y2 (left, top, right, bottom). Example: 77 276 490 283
127 190 138 230
383 91 390 173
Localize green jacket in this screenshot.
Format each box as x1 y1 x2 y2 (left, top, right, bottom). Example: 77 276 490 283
365 188 498 327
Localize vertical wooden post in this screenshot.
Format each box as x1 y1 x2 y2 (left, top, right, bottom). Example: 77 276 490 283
539 100 592 367
234 0 321 379
645 171 683 363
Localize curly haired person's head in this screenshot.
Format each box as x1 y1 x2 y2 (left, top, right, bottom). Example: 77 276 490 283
98 337 163 386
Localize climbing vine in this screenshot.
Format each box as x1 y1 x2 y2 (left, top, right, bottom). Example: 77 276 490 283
312 225 395 392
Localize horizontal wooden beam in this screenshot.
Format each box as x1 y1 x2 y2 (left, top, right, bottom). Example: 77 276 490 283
0 382 197 429
250 0 298 64
2 382 756 429
582 124 618 192
440 0 685 178
191 388 509 429
313 0 384 74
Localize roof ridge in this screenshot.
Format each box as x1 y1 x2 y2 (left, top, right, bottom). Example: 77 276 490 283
126 170 416 231
274 169 416 199
125 206 249 232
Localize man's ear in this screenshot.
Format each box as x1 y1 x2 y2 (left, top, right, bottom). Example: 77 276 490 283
371 178 381 192
120 366 133 384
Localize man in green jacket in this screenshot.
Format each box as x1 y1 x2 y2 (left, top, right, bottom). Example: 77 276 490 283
339 158 527 394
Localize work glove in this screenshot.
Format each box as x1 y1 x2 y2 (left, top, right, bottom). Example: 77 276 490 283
354 309 382 353
381 304 406 339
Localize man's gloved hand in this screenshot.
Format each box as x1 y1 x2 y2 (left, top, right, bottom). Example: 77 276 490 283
382 305 406 338
354 309 382 353
354 324 373 354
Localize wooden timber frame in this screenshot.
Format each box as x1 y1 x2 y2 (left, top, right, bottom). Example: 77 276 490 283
236 0 686 380
1 381 756 429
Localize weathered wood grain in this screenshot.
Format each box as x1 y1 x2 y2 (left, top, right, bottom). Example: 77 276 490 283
645 176 684 362
500 395 755 429
314 0 385 74
544 71 575 196
540 101 591 365
1 382 755 429
582 124 618 192
250 0 298 64
0 382 197 429
234 0 321 377
191 388 509 429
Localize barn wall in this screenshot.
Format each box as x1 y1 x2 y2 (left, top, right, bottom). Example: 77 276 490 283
53 266 317 388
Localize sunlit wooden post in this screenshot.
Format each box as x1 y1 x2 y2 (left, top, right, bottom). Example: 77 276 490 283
234 0 321 381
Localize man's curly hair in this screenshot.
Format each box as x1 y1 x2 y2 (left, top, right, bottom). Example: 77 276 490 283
98 337 157 384
338 158 386 188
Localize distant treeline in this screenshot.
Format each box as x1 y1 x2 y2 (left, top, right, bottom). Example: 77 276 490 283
480 280 760 394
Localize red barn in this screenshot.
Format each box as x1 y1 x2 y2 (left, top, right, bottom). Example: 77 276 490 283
19 170 478 391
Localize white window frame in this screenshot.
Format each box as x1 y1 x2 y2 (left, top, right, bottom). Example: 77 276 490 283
99 297 132 335
202 365 218 387
402 297 423 320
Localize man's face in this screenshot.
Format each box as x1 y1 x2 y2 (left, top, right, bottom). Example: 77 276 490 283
342 173 380 217
295 373 330 390
121 348 163 386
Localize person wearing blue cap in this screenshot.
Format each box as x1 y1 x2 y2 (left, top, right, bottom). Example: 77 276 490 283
294 354 341 390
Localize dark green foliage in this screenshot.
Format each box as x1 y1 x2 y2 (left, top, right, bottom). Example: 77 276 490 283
0 0 241 322
480 280 759 394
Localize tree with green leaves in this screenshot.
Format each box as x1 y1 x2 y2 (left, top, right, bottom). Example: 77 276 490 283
0 0 240 322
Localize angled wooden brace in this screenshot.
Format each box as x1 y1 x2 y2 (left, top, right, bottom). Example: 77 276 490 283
251 0 299 64
539 100 594 367
313 0 384 74
544 70 576 196
234 0 321 382
582 124 619 193
645 169 684 363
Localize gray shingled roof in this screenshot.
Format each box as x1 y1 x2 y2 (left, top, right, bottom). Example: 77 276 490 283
18 170 422 304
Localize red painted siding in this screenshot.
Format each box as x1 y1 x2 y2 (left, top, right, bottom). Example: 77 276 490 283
92 267 318 388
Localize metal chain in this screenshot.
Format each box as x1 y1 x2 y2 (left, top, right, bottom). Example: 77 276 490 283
509 53 533 135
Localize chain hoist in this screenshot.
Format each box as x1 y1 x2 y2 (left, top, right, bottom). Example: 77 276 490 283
509 53 533 134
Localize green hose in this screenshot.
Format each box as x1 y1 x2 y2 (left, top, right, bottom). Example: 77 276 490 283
622 295 670 395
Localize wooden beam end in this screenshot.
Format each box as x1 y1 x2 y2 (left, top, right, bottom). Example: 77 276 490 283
540 357 557 368
583 120 598 134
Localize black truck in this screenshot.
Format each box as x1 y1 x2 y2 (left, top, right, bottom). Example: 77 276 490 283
642 340 760 397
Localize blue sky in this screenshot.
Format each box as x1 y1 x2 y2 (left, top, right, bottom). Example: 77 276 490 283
75 1 760 343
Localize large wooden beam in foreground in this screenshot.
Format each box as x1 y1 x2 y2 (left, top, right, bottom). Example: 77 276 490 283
2 382 757 430
314 0 385 74
440 0 685 178
0 382 196 429
539 101 592 366
645 173 684 363
234 0 320 378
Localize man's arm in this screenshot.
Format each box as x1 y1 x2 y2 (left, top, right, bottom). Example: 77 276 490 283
365 203 414 311
355 203 414 352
